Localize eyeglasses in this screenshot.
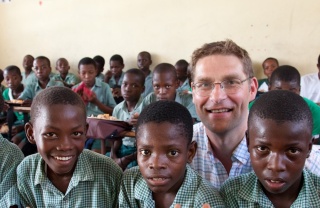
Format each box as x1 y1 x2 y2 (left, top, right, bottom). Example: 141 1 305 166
192 77 252 97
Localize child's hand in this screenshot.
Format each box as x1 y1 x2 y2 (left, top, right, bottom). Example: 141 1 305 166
104 70 112 83
22 100 32 107
86 91 97 103
127 112 139 126
112 88 121 97
174 204 211 208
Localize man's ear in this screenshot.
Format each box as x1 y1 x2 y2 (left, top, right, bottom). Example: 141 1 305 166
25 122 36 144
187 141 197 163
245 130 250 152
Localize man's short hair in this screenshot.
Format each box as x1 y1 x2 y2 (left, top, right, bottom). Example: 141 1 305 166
136 100 193 143
30 87 86 124
191 39 253 81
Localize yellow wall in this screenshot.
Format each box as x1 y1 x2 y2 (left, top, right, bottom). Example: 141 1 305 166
1 0 320 79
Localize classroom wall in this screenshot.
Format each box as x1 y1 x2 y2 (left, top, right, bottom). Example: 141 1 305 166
0 0 320 79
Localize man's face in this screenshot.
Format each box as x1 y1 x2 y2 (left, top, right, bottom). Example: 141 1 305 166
192 55 257 135
153 72 179 101
269 80 300 95
248 117 312 197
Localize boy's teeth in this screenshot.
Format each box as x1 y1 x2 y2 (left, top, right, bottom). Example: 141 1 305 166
211 109 229 113
152 178 165 181
55 156 72 161
270 180 281 183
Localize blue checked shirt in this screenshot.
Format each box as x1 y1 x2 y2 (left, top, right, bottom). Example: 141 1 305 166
221 169 320 207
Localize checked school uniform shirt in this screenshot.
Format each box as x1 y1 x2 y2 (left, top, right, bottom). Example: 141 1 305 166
220 169 320 207
119 165 225 207
17 150 122 208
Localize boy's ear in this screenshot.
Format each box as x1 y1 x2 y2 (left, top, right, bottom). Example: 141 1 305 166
187 141 197 163
245 130 250 152
307 137 314 158
25 122 36 144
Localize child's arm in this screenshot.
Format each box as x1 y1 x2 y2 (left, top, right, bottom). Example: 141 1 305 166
86 92 114 114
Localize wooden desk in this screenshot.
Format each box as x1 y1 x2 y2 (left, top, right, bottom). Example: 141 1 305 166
7 105 31 140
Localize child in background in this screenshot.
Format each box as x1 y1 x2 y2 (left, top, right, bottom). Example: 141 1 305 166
93 55 105 82
221 90 320 207
141 63 199 122
108 54 125 104
53 58 80 88
109 68 145 170
0 69 5 93
258 57 279 92
17 87 122 207
119 101 225 207
73 57 116 153
175 59 191 94
137 51 153 98
21 54 37 86
19 56 64 101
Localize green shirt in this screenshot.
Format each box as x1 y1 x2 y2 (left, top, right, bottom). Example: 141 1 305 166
0 134 24 207
119 165 225 207
2 88 25 121
249 97 320 136
17 150 122 208
220 170 320 207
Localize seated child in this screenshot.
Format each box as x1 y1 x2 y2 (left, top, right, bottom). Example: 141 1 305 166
73 57 116 153
21 54 37 86
175 59 191 94
221 90 320 207
108 68 145 170
0 92 24 207
2 65 28 150
258 57 279 92
53 57 80 88
17 87 122 207
119 101 225 207
93 55 105 82
141 63 199 122
0 69 5 93
108 54 125 104
249 65 320 137
137 51 153 98
19 56 64 101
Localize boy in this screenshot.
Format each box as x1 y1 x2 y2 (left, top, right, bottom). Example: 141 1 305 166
93 55 105 81
17 87 122 207
0 69 5 93
221 90 320 207
175 59 191 94
53 57 80 88
19 56 64 100
258 57 279 92
141 63 199 122
108 54 125 104
119 101 225 207
21 54 37 86
73 57 116 152
109 68 145 170
137 51 153 98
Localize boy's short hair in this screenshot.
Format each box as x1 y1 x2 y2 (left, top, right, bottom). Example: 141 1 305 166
4 65 22 76
56 57 68 65
0 69 4 82
93 55 105 68
30 87 86 124
248 90 312 135
138 51 151 60
175 59 189 71
78 57 97 70
262 57 279 67
136 100 193 143
153 63 177 79
318 54 320 64
269 65 300 86
110 54 124 65
35 56 51 67
125 68 145 86
191 39 253 81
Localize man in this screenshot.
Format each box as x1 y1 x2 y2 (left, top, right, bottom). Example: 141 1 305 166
190 40 258 189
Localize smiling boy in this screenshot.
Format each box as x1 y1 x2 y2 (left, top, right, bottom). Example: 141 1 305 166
17 87 122 207
119 101 224 207
221 90 320 207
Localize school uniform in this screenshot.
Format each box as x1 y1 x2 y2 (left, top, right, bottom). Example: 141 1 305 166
52 73 80 86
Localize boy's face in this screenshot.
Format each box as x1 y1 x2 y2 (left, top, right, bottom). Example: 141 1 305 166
248 117 312 197
25 104 87 178
137 121 196 194
33 59 52 81
153 72 179 101
121 73 144 102
192 55 257 135
56 59 70 74
269 80 300 95
4 70 22 91
78 64 97 88
175 64 188 81
23 56 34 70
263 59 278 78
137 53 152 70
110 60 124 77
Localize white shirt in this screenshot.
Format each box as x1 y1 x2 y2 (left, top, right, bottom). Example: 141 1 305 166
301 73 320 103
